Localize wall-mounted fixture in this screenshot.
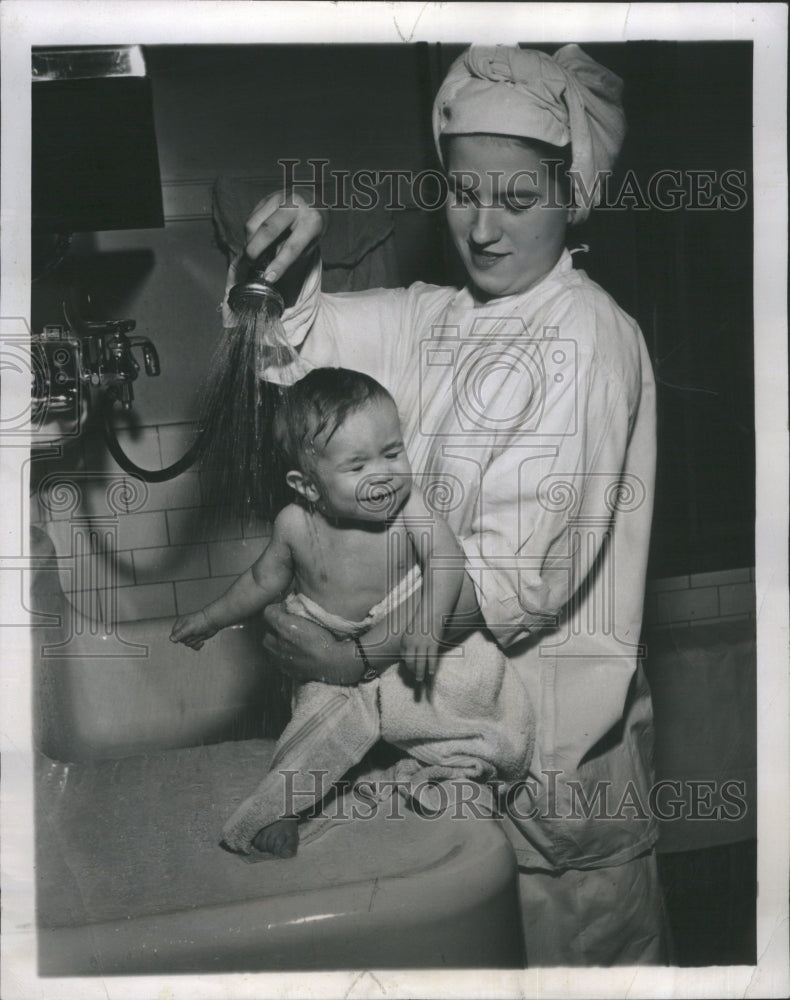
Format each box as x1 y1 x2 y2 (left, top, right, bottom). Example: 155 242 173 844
33 313 160 419
30 46 201 482
32 45 164 234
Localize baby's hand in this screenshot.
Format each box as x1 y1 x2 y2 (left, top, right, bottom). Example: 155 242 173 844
170 610 219 651
400 630 443 685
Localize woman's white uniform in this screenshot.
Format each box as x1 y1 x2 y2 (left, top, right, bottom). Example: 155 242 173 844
277 247 667 964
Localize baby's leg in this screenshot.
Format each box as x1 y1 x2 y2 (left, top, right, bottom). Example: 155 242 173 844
251 817 299 858
222 681 381 855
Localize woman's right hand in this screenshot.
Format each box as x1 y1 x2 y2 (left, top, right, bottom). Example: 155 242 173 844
222 190 326 327
244 189 327 284
261 603 363 686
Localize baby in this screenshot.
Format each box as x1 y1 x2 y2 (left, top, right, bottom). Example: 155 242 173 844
172 367 534 858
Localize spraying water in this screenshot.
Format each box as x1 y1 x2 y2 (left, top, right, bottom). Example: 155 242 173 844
199 259 309 522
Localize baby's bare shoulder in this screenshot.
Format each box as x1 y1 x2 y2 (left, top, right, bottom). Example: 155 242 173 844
399 485 443 527
272 503 310 544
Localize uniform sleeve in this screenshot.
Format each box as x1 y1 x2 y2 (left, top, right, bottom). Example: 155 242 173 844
460 303 642 649
279 253 428 394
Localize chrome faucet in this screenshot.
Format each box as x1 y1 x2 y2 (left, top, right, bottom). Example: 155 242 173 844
33 301 161 420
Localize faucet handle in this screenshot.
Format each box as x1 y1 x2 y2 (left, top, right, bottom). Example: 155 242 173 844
141 342 160 377
130 337 160 377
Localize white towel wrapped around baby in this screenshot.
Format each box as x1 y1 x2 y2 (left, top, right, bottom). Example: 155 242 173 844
221 569 535 854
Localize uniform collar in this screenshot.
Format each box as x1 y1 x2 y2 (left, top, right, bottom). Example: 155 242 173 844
457 248 574 311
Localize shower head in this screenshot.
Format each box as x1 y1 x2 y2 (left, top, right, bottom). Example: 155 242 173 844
227 274 285 316
222 250 308 386
227 249 285 317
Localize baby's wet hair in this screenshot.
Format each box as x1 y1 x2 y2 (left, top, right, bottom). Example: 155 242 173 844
273 367 394 473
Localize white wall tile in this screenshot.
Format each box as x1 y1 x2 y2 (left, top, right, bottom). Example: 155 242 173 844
112 582 177 622
689 567 751 588
645 621 690 632
692 613 753 627
719 582 756 617
134 472 203 513
655 586 719 624
115 511 169 550
158 421 201 466
175 575 238 615
167 507 242 545
242 515 272 540
647 574 690 594
133 543 209 585
207 538 265 577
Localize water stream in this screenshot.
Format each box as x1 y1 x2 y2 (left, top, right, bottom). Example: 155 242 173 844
198 300 308 522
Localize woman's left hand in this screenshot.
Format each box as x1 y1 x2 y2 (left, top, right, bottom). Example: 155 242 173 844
261 603 362 685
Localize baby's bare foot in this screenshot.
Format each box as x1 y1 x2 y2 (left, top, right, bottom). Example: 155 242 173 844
252 818 298 858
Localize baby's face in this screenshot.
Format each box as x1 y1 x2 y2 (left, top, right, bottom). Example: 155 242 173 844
310 397 412 523
445 135 568 299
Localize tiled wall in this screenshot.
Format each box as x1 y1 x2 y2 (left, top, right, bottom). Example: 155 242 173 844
643 567 756 628
31 420 271 624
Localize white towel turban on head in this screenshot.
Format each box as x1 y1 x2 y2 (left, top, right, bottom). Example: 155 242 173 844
433 44 626 223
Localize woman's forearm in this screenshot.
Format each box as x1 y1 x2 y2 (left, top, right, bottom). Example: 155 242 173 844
443 571 485 642
261 601 405 687
276 630 402 686
263 571 483 687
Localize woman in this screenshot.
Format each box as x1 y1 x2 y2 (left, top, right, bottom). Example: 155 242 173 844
229 44 668 966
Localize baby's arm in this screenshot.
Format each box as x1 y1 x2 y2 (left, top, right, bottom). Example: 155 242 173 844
400 487 466 682
170 510 295 650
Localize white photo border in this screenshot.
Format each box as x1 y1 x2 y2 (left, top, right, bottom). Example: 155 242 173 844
1 3 787 998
